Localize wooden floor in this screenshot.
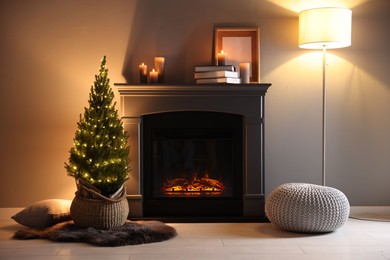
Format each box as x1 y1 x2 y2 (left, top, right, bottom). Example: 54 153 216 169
1 207 390 260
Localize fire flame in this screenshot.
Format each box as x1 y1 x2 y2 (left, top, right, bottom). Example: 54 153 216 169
162 169 225 196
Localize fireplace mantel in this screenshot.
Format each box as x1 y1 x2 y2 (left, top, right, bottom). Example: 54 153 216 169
115 83 271 221
115 84 270 96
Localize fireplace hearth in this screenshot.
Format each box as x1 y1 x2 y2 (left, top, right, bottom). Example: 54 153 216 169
115 84 271 221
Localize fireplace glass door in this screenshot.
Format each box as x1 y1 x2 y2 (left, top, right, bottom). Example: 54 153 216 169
142 111 243 218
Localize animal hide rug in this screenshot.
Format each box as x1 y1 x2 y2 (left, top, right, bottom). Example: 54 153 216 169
13 220 177 247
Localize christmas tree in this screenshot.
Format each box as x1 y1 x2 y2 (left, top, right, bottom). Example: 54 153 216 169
65 56 130 197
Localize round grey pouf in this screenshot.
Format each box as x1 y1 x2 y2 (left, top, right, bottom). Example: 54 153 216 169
265 183 350 233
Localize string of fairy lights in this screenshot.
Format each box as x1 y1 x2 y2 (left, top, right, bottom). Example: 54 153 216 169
65 57 130 195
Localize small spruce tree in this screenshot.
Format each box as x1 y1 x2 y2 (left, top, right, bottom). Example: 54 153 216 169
65 56 130 197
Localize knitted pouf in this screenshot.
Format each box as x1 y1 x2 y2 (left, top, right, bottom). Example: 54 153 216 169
265 183 350 233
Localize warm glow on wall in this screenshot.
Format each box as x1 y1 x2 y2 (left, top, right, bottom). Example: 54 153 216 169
299 8 352 49
266 0 368 13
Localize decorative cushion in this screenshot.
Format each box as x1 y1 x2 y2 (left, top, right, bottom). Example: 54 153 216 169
11 199 72 229
265 183 350 233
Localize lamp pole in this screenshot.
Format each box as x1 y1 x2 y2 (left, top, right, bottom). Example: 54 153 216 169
322 46 327 186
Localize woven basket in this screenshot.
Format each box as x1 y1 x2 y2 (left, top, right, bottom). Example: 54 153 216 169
70 179 129 229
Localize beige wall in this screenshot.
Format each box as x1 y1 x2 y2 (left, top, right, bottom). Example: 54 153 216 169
1 0 389 207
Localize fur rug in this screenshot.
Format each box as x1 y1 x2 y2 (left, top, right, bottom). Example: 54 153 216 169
13 220 177 247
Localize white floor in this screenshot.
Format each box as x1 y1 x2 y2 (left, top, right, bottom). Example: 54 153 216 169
1 208 390 260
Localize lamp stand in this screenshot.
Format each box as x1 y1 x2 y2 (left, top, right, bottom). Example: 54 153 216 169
299 7 352 187
322 46 327 186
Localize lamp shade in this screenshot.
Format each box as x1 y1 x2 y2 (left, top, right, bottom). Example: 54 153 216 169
299 7 352 49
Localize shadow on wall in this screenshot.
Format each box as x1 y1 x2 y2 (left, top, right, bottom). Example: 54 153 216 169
345 0 390 87
121 0 296 85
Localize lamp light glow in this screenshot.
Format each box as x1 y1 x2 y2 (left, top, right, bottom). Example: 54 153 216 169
299 8 352 49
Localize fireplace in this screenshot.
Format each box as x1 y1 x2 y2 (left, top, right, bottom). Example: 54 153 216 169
115 84 271 221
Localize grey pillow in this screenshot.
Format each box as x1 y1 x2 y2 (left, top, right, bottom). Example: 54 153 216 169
11 199 72 229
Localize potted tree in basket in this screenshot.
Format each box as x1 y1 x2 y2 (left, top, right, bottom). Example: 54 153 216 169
65 56 131 229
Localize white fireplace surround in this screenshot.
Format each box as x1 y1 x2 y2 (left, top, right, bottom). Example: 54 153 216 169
115 83 271 219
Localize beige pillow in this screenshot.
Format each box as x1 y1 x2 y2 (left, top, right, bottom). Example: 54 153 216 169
11 199 72 229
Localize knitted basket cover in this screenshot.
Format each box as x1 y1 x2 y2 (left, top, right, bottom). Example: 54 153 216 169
265 183 350 233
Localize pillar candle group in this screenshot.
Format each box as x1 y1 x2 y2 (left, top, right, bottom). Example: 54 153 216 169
217 50 251 84
139 57 165 84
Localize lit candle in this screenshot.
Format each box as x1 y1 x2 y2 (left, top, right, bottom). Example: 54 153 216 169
217 50 227 66
240 62 250 84
154 57 165 83
139 63 147 84
149 69 158 83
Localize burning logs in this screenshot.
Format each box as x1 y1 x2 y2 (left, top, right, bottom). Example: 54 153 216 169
162 175 226 194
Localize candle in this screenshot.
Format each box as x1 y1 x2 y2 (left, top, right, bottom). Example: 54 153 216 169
217 50 227 66
149 69 158 83
154 57 165 83
139 63 147 84
240 62 250 84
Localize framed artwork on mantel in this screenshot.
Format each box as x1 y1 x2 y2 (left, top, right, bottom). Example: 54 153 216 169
214 27 260 83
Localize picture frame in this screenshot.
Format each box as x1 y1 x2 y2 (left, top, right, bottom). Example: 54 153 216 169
214 27 260 83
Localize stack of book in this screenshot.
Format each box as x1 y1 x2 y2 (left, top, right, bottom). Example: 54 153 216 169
194 65 241 84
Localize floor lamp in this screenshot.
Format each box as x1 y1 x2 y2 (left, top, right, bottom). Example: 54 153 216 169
298 7 352 186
